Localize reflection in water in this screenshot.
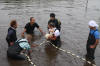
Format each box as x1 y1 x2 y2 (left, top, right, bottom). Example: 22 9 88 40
83 57 96 66
0 0 32 3
31 31 43 42
84 60 95 66
45 43 59 66
7 57 29 66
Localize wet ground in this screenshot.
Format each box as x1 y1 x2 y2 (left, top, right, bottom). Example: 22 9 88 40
0 0 100 66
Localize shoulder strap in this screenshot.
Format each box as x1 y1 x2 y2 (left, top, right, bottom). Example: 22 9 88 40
54 28 58 32
92 30 97 35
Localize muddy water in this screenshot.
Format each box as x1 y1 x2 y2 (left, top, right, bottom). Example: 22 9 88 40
0 0 100 66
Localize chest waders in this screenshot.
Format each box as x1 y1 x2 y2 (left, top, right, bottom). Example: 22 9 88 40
86 30 97 60
7 40 27 60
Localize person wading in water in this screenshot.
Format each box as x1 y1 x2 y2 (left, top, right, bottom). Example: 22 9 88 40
6 20 18 47
21 17 44 38
7 35 38 60
47 23 61 47
86 20 100 61
48 13 61 31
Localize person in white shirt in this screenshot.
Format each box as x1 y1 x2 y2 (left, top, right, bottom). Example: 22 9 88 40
47 23 61 47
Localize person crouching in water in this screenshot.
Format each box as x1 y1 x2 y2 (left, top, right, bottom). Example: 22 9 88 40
7 35 37 60
46 23 61 47
6 20 17 47
86 20 100 60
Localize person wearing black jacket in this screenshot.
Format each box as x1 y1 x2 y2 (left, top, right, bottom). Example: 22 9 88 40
6 20 17 47
48 13 61 31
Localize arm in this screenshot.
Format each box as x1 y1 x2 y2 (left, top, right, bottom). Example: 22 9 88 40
28 49 32 56
49 35 56 40
24 43 32 56
27 44 38 56
94 39 99 46
31 44 38 47
21 23 28 38
90 31 99 48
35 23 45 35
38 28 45 35
21 28 26 38
90 39 99 48
7 30 15 46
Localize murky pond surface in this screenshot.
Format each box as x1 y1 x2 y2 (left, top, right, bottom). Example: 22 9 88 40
0 0 100 66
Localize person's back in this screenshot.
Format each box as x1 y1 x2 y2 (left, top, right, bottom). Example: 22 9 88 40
7 41 23 57
7 39 30 60
7 35 38 60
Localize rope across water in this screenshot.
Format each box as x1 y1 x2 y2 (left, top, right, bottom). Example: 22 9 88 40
47 41 96 66
23 40 96 66
23 41 47 66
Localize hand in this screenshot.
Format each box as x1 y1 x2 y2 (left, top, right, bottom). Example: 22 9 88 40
10 42 14 46
28 50 32 56
42 32 46 36
50 29 54 33
48 35 53 39
21 33 25 38
50 35 56 40
29 50 32 53
90 45 95 48
51 37 56 40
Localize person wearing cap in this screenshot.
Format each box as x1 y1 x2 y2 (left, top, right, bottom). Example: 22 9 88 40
7 35 38 60
48 13 61 31
47 23 61 47
86 20 100 60
6 20 18 47
21 17 44 37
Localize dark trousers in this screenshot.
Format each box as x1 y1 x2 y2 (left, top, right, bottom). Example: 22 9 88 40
7 44 26 60
7 51 26 60
51 37 61 47
86 44 96 60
